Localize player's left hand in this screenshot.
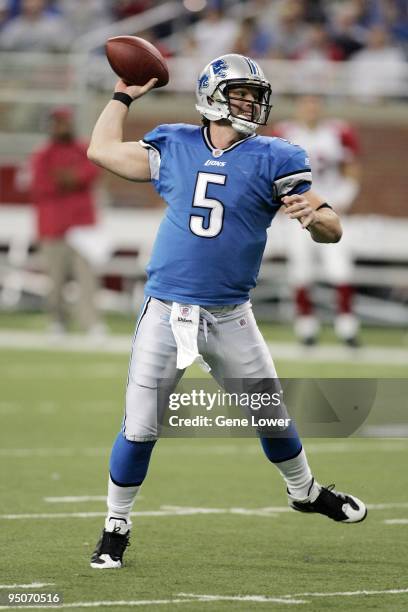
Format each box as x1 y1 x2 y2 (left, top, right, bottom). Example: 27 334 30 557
282 194 318 229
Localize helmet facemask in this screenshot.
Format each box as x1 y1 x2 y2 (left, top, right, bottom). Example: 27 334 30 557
207 80 272 134
223 80 272 130
195 54 273 135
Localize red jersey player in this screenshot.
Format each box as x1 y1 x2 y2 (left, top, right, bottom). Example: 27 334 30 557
273 95 361 346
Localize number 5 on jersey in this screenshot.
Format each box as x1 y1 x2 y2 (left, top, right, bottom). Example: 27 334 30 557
190 172 226 238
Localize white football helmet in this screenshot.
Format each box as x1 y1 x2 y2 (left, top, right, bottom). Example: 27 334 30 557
195 54 272 135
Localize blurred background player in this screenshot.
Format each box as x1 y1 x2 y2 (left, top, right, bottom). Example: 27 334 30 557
273 95 361 346
30 107 103 336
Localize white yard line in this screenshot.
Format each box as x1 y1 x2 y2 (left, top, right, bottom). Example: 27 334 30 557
160 505 279 516
0 329 407 364
177 594 304 604
181 588 408 600
1 502 408 520
0 583 55 590
384 519 408 524
0 508 280 520
0 595 306 609
367 503 408 510
281 588 408 598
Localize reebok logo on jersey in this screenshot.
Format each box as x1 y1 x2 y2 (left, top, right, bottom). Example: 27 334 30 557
205 159 226 167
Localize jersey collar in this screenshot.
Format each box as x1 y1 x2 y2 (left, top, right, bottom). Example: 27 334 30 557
202 126 256 157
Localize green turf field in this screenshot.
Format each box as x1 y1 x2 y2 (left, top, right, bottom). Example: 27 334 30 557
1 319 408 611
0 310 407 347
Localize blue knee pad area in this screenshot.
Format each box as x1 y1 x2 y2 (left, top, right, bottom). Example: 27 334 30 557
260 422 302 463
109 433 156 487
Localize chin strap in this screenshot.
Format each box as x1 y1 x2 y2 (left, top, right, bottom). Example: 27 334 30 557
196 102 258 136
229 116 257 135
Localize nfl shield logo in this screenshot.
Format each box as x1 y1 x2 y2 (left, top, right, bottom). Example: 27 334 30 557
180 305 192 317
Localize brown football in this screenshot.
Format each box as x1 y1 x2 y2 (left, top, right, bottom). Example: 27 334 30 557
105 35 169 88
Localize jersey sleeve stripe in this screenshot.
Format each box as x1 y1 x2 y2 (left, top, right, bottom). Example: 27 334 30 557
273 170 312 197
274 168 312 182
139 140 161 181
139 139 160 155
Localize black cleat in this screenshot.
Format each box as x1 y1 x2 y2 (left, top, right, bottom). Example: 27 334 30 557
90 519 130 569
288 482 367 523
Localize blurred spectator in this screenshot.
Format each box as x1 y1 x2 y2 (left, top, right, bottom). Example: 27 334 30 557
132 27 172 57
349 0 385 29
5 0 17 17
0 0 71 51
232 16 273 58
290 23 345 93
382 0 408 54
7 0 68 17
185 6 238 63
302 0 328 24
295 23 345 61
113 0 152 20
0 0 10 31
343 0 407 50
348 25 407 101
30 108 104 336
272 95 362 346
264 0 309 59
329 1 367 60
57 0 112 38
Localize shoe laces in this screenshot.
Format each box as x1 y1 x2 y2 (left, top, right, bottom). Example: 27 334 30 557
323 483 347 501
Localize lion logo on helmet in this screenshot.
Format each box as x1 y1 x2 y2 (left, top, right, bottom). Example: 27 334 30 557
198 73 209 93
211 59 228 78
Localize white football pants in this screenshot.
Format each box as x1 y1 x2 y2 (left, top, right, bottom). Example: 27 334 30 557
124 297 280 441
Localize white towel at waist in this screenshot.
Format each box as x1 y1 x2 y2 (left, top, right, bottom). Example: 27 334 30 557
169 302 211 372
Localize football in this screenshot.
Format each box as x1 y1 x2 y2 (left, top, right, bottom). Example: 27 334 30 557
105 35 169 88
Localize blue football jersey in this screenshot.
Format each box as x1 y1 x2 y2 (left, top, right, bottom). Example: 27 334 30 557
140 124 312 305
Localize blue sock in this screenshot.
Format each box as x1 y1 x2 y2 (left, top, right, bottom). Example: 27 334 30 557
109 432 156 486
260 422 302 463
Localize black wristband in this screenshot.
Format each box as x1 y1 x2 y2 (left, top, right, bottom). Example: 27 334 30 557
112 92 133 107
316 202 333 211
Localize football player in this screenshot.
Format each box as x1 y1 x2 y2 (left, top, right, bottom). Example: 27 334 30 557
87 54 367 569
273 95 361 346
